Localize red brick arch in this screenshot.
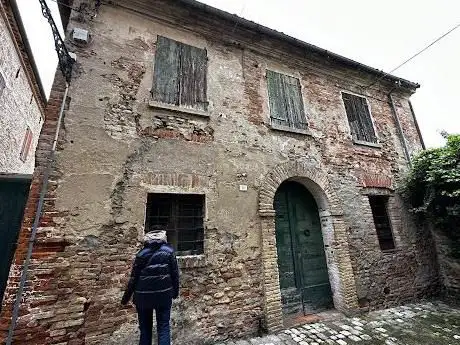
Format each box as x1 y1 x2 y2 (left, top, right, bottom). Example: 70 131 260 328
257 161 356 331
258 161 343 216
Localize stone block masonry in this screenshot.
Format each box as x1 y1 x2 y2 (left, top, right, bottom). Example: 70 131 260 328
0 0 440 344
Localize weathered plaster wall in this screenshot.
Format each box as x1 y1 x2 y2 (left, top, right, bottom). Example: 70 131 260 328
0 14 43 175
0 1 439 344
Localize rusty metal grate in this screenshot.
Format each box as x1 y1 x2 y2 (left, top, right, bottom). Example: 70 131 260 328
145 193 204 255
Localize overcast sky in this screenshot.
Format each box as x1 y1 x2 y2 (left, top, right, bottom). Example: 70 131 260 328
16 0 62 97
18 0 459 148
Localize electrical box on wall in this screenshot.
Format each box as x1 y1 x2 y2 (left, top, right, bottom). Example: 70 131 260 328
72 28 89 44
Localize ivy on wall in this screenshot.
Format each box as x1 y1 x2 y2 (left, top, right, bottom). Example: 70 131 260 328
401 134 460 257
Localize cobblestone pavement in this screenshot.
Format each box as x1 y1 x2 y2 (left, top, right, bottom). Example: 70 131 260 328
215 302 460 345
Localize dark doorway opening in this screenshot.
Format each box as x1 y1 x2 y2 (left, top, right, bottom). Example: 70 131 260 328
0 175 31 309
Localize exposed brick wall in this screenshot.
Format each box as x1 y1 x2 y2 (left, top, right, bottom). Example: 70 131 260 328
0 1 439 344
0 72 68 344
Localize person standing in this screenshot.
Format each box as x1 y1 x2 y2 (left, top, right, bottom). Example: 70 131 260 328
122 229 179 345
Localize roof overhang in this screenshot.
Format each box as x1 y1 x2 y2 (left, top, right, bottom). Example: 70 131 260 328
176 0 419 91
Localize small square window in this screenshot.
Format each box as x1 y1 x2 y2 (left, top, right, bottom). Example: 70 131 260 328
19 127 33 162
145 193 205 256
368 195 395 251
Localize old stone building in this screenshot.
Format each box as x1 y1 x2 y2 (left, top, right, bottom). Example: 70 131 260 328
1 0 440 344
0 0 46 315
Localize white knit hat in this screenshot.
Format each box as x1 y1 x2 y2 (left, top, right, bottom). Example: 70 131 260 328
144 230 167 243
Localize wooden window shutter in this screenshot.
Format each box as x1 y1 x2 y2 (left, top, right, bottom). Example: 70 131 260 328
152 36 180 105
281 74 307 130
19 127 33 162
267 70 306 130
267 70 289 127
179 44 208 111
342 93 377 143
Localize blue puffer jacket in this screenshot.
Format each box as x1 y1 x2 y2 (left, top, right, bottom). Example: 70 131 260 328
122 240 179 308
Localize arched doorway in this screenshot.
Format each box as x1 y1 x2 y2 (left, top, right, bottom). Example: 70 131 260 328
274 180 333 317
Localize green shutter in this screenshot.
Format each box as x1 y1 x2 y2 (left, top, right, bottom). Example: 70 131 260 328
282 74 307 130
152 36 180 105
267 70 289 127
179 44 207 111
355 96 377 143
267 70 306 129
342 93 377 143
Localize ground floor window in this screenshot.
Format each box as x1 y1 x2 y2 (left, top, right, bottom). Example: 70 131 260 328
145 193 205 255
368 195 395 251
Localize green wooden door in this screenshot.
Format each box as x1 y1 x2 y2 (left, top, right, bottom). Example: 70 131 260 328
0 177 31 308
274 181 333 316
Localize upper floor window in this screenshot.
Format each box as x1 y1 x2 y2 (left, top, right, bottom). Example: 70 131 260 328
145 193 205 256
152 36 208 111
266 70 307 130
368 195 395 251
342 92 377 144
19 127 33 162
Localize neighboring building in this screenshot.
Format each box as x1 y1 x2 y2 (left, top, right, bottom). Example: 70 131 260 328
0 0 46 314
1 0 440 344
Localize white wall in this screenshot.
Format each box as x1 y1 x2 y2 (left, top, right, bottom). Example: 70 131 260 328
0 15 43 175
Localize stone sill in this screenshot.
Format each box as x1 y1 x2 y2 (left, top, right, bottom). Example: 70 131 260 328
353 139 382 149
270 123 313 136
381 248 400 255
177 255 206 269
148 101 210 118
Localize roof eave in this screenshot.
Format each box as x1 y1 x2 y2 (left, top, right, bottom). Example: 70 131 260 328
177 0 420 91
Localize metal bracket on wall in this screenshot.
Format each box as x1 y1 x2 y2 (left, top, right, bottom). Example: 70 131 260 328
39 0 74 82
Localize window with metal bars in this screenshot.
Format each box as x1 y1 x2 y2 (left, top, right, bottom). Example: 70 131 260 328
342 92 377 143
152 36 208 111
266 70 307 130
368 195 395 251
145 193 205 256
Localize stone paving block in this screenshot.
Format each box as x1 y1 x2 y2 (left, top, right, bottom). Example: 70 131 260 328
214 302 460 345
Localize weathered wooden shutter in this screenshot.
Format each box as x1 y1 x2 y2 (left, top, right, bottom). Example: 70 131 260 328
152 36 180 105
342 93 377 143
179 44 207 111
282 74 307 130
267 70 289 127
267 70 306 129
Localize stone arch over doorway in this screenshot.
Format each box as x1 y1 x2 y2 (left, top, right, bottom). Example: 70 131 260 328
258 161 358 331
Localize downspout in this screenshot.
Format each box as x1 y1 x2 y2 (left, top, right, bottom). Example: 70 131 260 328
388 89 412 168
6 83 69 345
408 100 426 150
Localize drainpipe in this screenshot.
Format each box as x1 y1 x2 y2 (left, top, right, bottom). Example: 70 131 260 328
408 100 426 150
388 89 412 168
6 83 69 345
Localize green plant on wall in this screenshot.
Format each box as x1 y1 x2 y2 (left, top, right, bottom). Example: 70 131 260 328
401 134 460 257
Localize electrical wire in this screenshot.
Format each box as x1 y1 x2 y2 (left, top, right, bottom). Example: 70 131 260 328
367 22 460 88
50 0 96 16
231 0 247 33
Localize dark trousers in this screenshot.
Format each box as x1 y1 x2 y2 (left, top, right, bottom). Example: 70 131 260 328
136 301 172 345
